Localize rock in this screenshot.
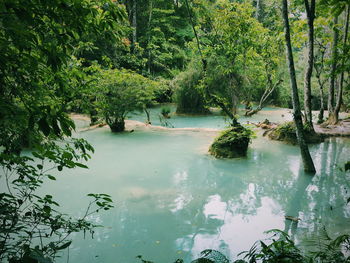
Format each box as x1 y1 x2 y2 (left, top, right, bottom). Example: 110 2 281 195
209 125 252 158
268 121 324 144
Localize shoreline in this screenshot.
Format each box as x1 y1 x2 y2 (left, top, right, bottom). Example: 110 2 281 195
70 112 350 137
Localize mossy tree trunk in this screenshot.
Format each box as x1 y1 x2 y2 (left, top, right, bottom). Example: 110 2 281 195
327 16 339 125
314 45 327 124
132 0 137 45
333 5 350 124
282 0 316 174
89 108 99 126
106 116 125 132
303 0 315 130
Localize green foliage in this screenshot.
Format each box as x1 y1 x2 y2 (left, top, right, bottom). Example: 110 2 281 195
95 68 159 132
135 0 194 77
239 229 305 263
161 106 171 118
194 1 283 121
268 121 324 144
301 227 350 263
0 0 123 261
136 229 350 263
345 161 350 171
192 250 229 263
209 125 253 158
0 139 113 262
172 60 209 114
0 0 125 151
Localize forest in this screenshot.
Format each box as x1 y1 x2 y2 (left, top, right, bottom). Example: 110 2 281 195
0 0 350 262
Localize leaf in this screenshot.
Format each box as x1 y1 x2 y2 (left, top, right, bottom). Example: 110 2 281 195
75 162 88 169
43 205 51 214
56 241 72 250
48 175 56 180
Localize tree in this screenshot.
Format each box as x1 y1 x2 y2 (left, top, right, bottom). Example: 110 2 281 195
197 1 282 124
327 15 340 124
326 0 350 124
303 0 316 129
0 0 124 260
334 3 350 123
0 0 125 152
96 69 158 132
281 0 316 174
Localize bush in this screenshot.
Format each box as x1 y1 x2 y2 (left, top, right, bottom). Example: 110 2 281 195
161 106 171 118
268 121 324 144
96 69 158 132
172 62 209 115
209 126 253 158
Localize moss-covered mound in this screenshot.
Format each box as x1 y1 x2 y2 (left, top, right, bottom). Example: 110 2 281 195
209 126 252 158
268 121 324 144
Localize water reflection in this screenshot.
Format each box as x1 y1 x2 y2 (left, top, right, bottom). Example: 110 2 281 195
49 129 350 263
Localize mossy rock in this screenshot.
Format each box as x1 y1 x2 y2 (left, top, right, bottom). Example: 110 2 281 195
209 126 252 158
268 121 324 144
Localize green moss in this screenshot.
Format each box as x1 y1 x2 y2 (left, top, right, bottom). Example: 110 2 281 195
268 121 324 144
209 126 253 158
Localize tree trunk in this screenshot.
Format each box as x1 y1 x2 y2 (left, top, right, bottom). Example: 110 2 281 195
327 15 339 123
334 5 350 122
318 80 325 123
245 78 282 117
282 0 316 174
109 119 125 132
132 0 137 45
184 0 206 69
144 108 151 124
147 0 153 75
314 42 327 124
256 0 262 21
303 0 315 129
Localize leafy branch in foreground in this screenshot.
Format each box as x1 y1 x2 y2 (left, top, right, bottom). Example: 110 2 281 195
0 139 113 263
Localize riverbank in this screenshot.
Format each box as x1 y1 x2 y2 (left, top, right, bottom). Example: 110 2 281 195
70 111 350 137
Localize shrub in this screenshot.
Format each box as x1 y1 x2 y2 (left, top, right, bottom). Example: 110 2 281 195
161 106 171 118
268 121 324 144
172 61 209 115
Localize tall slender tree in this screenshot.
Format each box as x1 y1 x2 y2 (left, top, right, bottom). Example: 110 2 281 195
333 4 350 123
327 15 339 124
303 0 316 129
282 0 316 174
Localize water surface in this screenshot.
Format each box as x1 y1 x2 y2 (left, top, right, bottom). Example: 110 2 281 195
37 111 350 262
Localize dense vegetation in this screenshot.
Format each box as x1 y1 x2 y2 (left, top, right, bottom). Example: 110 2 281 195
1 0 350 262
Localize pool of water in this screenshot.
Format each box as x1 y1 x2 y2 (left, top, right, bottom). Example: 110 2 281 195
33 110 350 263
128 105 293 129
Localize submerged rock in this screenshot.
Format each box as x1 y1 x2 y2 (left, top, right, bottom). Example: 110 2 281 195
209 125 252 158
268 121 324 144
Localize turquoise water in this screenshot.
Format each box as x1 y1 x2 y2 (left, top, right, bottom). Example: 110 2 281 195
128 105 293 128
33 110 350 262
